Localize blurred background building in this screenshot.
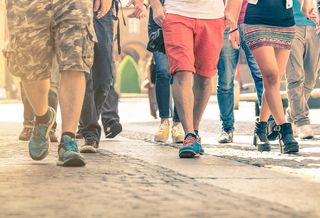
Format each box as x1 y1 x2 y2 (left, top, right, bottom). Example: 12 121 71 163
0 0 19 99
113 5 152 95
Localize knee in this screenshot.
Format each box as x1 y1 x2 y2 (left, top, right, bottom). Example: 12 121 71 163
218 80 233 91
94 83 111 94
173 71 193 86
287 79 304 90
195 75 212 87
156 68 171 81
263 69 279 87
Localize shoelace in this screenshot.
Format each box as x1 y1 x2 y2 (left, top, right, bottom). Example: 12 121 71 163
183 137 195 147
32 125 46 141
64 138 78 152
172 124 183 133
159 122 169 131
25 128 33 135
222 131 230 138
85 136 96 144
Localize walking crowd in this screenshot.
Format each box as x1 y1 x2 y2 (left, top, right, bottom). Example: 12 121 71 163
3 0 320 166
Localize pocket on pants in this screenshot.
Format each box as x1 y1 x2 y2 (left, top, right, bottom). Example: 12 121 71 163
82 24 97 69
2 37 22 78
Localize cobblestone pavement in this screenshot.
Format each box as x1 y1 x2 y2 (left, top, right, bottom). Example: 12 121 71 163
123 119 320 173
0 99 320 218
0 123 313 218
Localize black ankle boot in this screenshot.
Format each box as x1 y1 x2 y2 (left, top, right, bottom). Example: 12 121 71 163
267 117 279 141
253 121 271 152
279 123 299 154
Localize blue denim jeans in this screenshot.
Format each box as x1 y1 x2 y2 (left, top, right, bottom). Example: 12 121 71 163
217 25 263 132
101 84 120 128
80 8 114 142
153 52 179 122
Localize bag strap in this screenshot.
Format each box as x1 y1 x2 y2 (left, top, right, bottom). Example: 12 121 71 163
113 0 126 55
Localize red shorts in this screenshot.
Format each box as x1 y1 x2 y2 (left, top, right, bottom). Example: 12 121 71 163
163 14 225 77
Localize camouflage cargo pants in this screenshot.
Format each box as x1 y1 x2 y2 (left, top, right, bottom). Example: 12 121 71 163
4 0 96 81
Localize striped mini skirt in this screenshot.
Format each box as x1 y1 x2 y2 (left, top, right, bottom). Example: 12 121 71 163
243 24 296 50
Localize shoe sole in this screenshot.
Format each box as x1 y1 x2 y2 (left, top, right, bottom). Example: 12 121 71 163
172 137 184 144
154 137 168 143
29 149 49 161
105 123 122 138
280 143 299 154
300 135 314 140
56 157 86 167
218 139 233 144
179 150 200 158
253 135 271 152
80 145 98 153
257 143 271 152
29 107 56 161
282 148 299 154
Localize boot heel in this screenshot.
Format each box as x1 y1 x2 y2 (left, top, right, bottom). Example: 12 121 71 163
257 143 271 152
253 134 257 146
253 121 271 152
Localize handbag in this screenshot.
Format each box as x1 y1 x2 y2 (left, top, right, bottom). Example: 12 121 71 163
147 0 166 54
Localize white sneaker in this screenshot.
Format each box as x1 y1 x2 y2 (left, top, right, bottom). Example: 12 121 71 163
218 130 233 143
154 119 170 143
297 124 314 140
171 123 184 143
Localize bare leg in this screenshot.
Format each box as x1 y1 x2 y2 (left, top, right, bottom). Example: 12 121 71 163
22 79 50 116
251 46 286 125
59 71 86 134
172 71 194 134
259 93 271 121
275 48 291 83
273 48 292 124
193 74 212 130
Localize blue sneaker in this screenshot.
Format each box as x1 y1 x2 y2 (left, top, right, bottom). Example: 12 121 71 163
194 131 204 155
57 135 86 167
179 134 204 158
28 107 56 160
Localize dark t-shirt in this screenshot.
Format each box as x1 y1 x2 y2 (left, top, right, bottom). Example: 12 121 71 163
244 0 295 27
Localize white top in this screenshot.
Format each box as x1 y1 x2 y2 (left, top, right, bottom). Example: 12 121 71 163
164 0 225 19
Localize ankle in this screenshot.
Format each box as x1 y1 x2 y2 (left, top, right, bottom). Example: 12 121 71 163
161 118 170 124
161 118 169 122
185 132 197 139
61 132 76 141
194 130 199 136
172 121 180 127
35 109 49 124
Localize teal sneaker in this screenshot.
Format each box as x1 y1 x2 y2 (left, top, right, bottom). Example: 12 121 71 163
194 131 204 155
28 107 56 160
57 135 86 167
179 134 204 158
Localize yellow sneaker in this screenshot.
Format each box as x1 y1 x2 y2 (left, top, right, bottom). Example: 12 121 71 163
154 119 170 143
172 123 184 144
